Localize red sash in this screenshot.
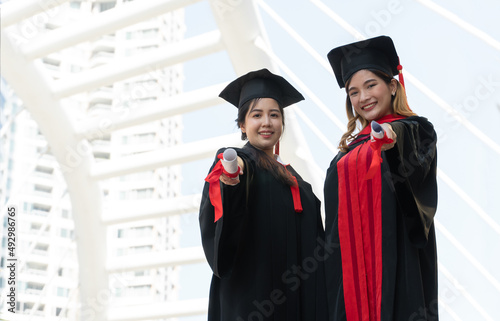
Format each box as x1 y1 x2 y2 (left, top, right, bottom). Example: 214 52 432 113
337 114 405 321
284 164 303 213
205 153 302 223
204 153 240 222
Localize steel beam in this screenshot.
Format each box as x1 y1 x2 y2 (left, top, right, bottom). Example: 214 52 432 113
75 83 227 139
18 0 203 59
106 246 206 273
1 29 108 321
102 194 202 225
208 0 277 74
0 0 70 28
52 31 223 98
107 298 208 321
90 133 242 180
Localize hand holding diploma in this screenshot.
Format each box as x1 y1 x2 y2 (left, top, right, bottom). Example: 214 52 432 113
365 121 398 179
371 121 385 139
204 148 245 222
219 148 244 186
370 121 397 151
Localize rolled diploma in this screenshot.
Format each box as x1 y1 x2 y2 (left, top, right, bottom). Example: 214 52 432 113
221 148 239 176
371 121 385 139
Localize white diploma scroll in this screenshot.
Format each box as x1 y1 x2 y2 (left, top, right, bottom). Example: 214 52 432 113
371 121 385 139
221 148 239 176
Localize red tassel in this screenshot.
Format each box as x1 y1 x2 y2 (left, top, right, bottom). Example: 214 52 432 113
205 154 225 222
397 59 413 112
283 165 302 213
290 176 303 213
274 141 280 155
397 62 405 88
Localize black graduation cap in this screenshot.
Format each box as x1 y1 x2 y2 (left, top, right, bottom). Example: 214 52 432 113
327 36 401 88
219 68 304 108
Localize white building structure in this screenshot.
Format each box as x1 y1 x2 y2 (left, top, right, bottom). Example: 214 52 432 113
1 0 185 319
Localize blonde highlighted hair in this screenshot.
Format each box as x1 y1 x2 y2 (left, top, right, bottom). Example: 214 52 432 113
338 70 417 153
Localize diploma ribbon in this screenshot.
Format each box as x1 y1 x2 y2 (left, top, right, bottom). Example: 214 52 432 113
205 153 241 222
284 165 303 213
290 176 303 213
365 133 393 180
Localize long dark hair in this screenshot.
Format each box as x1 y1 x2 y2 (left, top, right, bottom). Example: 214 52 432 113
236 98 295 186
338 69 416 152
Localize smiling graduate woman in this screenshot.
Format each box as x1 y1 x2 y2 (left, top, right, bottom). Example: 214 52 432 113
199 69 329 321
323 36 439 321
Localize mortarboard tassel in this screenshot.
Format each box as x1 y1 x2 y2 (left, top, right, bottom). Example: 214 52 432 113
397 60 413 112
397 60 405 88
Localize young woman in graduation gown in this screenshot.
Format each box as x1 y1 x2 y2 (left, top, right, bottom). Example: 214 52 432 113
199 69 329 321
323 36 439 321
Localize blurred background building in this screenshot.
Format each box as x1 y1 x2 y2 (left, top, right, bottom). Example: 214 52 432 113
1 0 184 319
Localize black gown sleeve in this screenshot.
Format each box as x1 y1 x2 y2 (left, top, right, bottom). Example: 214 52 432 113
199 148 251 278
385 116 438 248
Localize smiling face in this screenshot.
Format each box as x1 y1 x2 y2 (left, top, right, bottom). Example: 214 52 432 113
240 98 283 157
347 69 397 122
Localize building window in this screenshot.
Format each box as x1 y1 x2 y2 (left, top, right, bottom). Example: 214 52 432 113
57 287 69 297
34 184 52 194
127 285 151 296
26 262 48 275
133 226 153 237
94 151 110 159
30 222 42 231
136 188 154 199
130 245 152 254
142 28 159 38
134 270 146 277
35 165 53 175
26 282 44 294
119 191 127 200
34 243 49 252
33 203 51 212
23 302 34 312
71 64 82 73
96 2 115 12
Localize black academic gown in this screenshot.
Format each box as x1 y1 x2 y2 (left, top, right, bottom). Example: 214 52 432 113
200 143 329 321
324 116 439 321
